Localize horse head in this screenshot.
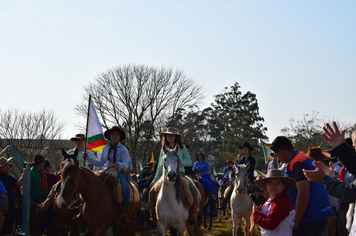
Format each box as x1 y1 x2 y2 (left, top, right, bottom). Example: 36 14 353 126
234 162 250 194
60 148 79 172
57 149 80 210
162 144 181 183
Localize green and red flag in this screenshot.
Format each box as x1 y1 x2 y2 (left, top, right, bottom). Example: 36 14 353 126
86 97 106 152
260 140 274 165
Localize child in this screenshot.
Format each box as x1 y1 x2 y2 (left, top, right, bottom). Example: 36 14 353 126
253 169 296 236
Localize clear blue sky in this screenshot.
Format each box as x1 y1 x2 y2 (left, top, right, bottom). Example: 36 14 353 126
1 1 355 142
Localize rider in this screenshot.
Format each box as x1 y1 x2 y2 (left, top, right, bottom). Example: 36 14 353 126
84 126 131 224
68 134 98 171
220 159 236 210
192 152 217 214
148 127 200 225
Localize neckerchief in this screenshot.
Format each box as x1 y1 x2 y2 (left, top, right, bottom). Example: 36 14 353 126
109 144 117 163
40 169 47 191
339 166 346 182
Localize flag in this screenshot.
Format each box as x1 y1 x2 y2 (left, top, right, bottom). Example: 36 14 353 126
86 98 106 152
260 140 274 165
150 152 154 163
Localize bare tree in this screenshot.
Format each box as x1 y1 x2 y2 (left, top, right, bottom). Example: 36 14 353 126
75 64 204 163
0 108 65 172
281 111 354 152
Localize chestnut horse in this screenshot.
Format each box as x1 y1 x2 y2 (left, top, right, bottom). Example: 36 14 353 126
57 149 140 236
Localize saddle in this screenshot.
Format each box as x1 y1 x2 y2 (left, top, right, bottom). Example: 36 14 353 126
154 176 198 207
95 171 139 204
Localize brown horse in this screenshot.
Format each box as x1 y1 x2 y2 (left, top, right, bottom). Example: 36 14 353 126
53 196 81 236
57 149 140 236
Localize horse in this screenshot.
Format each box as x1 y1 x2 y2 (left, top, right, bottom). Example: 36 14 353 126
230 163 256 236
155 145 204 236
56 149 140 236
193 175 215 231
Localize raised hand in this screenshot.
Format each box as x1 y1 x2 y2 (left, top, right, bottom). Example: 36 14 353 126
322 121 347 148
303 161 333 182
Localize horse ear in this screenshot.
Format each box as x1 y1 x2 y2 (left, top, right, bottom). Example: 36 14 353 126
62 148 68 159
73 148 79 159
174 144 180 154
163 145 168 154
245 162 250 171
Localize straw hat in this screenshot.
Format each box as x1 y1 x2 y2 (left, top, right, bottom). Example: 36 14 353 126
255 169 296 191
160 127 181 136
0 157 13 167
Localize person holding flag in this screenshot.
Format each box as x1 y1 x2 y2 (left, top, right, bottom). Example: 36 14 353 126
68 134 98 171
84 126 132 224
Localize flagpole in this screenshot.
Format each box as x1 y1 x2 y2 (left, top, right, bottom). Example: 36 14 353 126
84 95 91 167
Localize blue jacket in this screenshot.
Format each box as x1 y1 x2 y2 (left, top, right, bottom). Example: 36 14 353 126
286 151 333 223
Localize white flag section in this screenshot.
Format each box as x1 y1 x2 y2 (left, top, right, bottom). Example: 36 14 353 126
86 98 106 152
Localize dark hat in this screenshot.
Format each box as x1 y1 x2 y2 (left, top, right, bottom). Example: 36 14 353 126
239 142 254 151
225 160 233 165
31 155 46 166
307 146 336 162
44 160 51 168
104 126 126 141
160 127 182 136
0 157 13 167
270 136 293 152
70 134 86 142
255 169 296 191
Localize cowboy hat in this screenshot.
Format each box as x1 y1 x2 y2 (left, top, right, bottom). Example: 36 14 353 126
255 169 296 191
31 155 46 166
239 142 254 151
0 157 13 167
307 146 336 162
70 134 86 142
160 127 181 136
104 126 126 141
225 160 233 165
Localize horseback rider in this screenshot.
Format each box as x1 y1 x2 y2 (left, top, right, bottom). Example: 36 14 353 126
220 159 236 210
84 126 131 224
192 152 217 214
148 127 200 225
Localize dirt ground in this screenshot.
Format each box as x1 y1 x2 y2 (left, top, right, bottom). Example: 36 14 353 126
134 217 261 236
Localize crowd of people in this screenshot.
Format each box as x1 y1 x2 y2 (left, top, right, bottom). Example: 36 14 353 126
0 122 355 236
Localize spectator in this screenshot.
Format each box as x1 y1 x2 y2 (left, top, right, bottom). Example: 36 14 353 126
0 181 8 232
270 136 333 236
0 147 28 236
30 154 48 236
303 122 356 235
253 169 296 236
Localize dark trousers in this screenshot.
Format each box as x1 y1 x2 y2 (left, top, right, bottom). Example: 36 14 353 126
293 218 327 236
30 197 45 236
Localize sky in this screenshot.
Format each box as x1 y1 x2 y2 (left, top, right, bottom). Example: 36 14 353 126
1 0 355 142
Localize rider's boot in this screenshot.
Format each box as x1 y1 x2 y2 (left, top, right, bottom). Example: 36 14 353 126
147 199 157 226
121 202 130 224
188 199 198 225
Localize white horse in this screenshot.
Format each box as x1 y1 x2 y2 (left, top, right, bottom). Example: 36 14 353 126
156 145 190 236
230 163 256 236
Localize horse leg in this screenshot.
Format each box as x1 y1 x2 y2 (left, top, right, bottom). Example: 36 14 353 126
203 206 207 229
244 215 251 236
231 211 238 236
249 211 257 236
157 221 167 236
170 227 177 236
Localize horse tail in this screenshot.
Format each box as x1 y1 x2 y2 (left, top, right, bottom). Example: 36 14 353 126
175 173 189 208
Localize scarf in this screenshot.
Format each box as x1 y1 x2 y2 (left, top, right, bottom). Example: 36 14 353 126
109 144 117 163
340 166 346 182
40 169 47 191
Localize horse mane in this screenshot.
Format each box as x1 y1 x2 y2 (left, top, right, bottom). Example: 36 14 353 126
174 173 189 208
